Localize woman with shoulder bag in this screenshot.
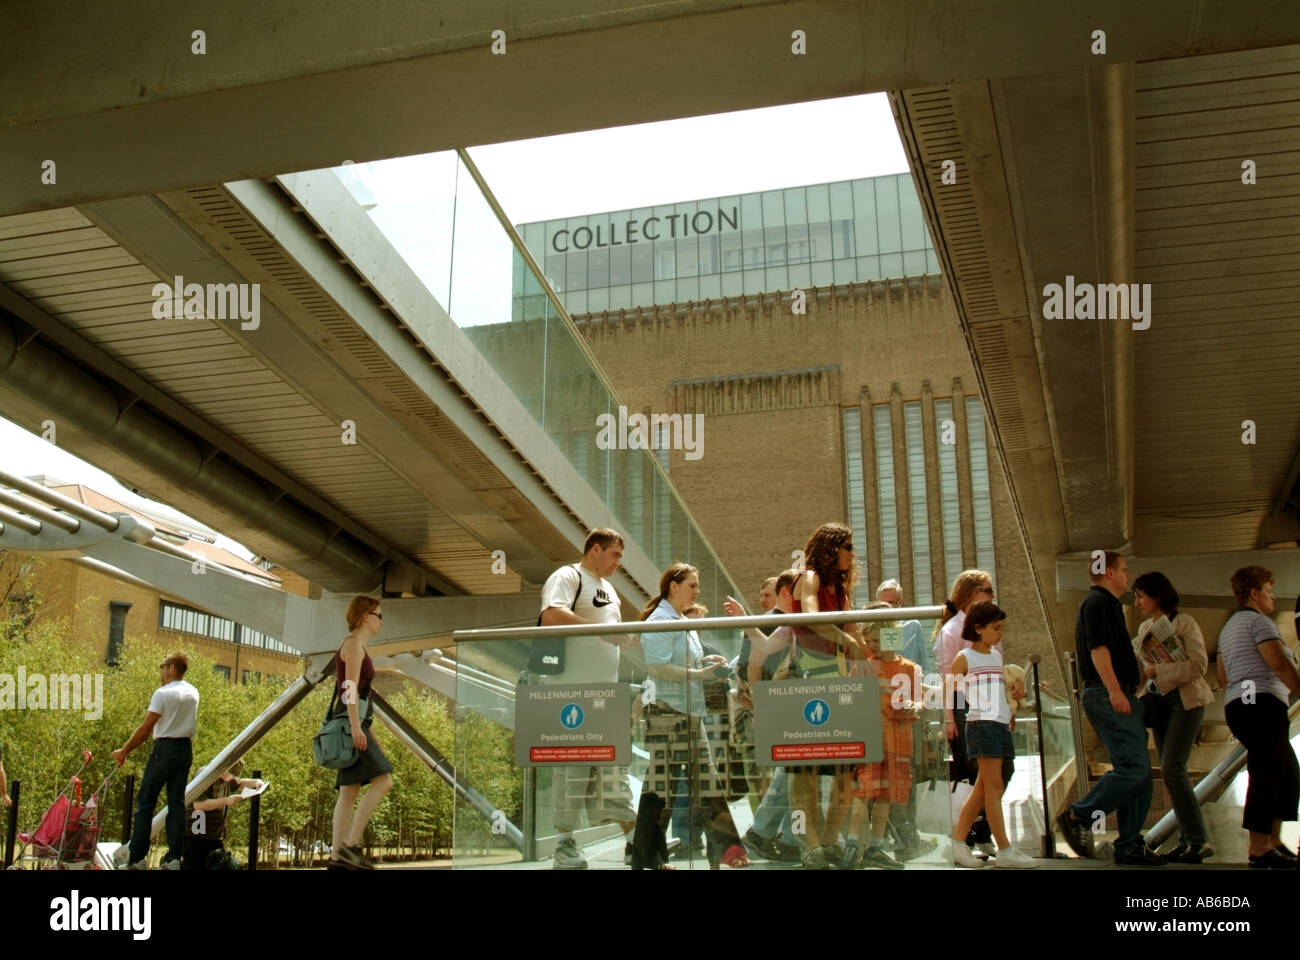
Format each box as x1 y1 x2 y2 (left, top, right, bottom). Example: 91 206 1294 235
1132 572 1213 863
328 596 394 870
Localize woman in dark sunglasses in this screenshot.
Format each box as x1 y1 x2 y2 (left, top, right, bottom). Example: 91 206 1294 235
328 596 394 870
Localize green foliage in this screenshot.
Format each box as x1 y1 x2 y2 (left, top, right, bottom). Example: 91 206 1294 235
0 573 521 867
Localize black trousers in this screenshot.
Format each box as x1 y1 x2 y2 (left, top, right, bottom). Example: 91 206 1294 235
948 703 1015 844
1225 695 1300 835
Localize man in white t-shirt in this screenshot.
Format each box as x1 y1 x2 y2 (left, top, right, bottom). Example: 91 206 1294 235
538 528 637 869
112 652 200 870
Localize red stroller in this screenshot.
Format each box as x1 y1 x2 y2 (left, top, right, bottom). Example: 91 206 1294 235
9 750 116 870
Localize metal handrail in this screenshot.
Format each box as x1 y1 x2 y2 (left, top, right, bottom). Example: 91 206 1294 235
1146 697 1300 848
452 604 946 642
0 468 121 529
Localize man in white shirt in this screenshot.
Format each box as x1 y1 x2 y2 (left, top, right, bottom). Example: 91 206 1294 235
538 528 637 869
112 652 200 869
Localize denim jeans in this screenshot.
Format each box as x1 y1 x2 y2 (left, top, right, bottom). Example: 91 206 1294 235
751 767 792 840
1148 693 1207 846
128 738 192 865
1072 686 1152 856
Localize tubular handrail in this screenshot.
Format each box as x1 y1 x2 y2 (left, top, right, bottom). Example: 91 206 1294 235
452 604 946 642
1145 697 1300 848
0 468 121 530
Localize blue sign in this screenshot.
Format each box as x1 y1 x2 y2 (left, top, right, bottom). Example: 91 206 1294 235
560 703 584 729
803 699 830 726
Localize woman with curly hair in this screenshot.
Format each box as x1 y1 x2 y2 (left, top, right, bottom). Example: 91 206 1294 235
787 522 873 869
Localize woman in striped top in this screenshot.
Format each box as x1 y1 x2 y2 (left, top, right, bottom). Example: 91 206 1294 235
1216 566 1300 868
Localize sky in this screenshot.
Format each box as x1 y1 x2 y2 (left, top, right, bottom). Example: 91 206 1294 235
0 93 907 559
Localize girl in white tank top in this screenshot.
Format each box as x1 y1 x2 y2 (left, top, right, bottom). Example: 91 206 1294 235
949 602 1039 869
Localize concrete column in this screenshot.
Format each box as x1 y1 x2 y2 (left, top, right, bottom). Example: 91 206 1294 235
889 384 914 602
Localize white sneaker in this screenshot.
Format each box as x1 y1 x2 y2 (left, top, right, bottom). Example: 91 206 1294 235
992 845 1041 869
553 838 588 870
952 842 985 868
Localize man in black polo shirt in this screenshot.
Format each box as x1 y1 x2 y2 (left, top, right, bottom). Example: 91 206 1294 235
1056 551 1164 866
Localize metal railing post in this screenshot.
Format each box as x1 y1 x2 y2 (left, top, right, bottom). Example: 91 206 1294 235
1063 651 1091 794
248 768 262 870
1029 655 1055 858
121 773 135 845
4 779 19 867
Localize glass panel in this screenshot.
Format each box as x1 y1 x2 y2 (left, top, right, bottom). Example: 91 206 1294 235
858 256 881 282
965 396 997 577
454 608 955 869
852 179 879 256
904 401 932 605
903 250 928 277
899 175 928 251
610 243 631 285
843 408 869 587
879 252 904 278
874 405 899 581
676 237 699 278
784 186 808 225
809 222 832 264
875 176 902 254
934 398 964 590
588 247 609 288
698 235 720 276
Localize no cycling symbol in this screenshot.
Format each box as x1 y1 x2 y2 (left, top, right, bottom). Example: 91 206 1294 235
803 699 830 726
560 703 584 729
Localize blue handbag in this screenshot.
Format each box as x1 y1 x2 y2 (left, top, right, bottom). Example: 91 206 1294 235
312 687 370 769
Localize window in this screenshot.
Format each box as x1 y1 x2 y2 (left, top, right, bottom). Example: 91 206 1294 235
698 235 719 276
874 176 903 255
159 601 295 655
852 179 879 256
904 402 932 604
655 242 676 280
213 665 231 681
873 406 899 582
587 248 609 288
965 396 997 577
934 398 964 588
631 243 653 284
843 408 869 586
242 670 262 685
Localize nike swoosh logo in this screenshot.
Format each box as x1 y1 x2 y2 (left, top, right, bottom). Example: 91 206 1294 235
592 597 613 607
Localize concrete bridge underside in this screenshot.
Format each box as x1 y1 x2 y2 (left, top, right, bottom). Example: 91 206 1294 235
1 0 1297 663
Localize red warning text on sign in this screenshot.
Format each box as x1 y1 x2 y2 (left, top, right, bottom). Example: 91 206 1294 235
771 742 866 761
530 746 617 762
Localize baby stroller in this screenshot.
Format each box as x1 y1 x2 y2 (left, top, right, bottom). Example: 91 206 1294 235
9 749 116 870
